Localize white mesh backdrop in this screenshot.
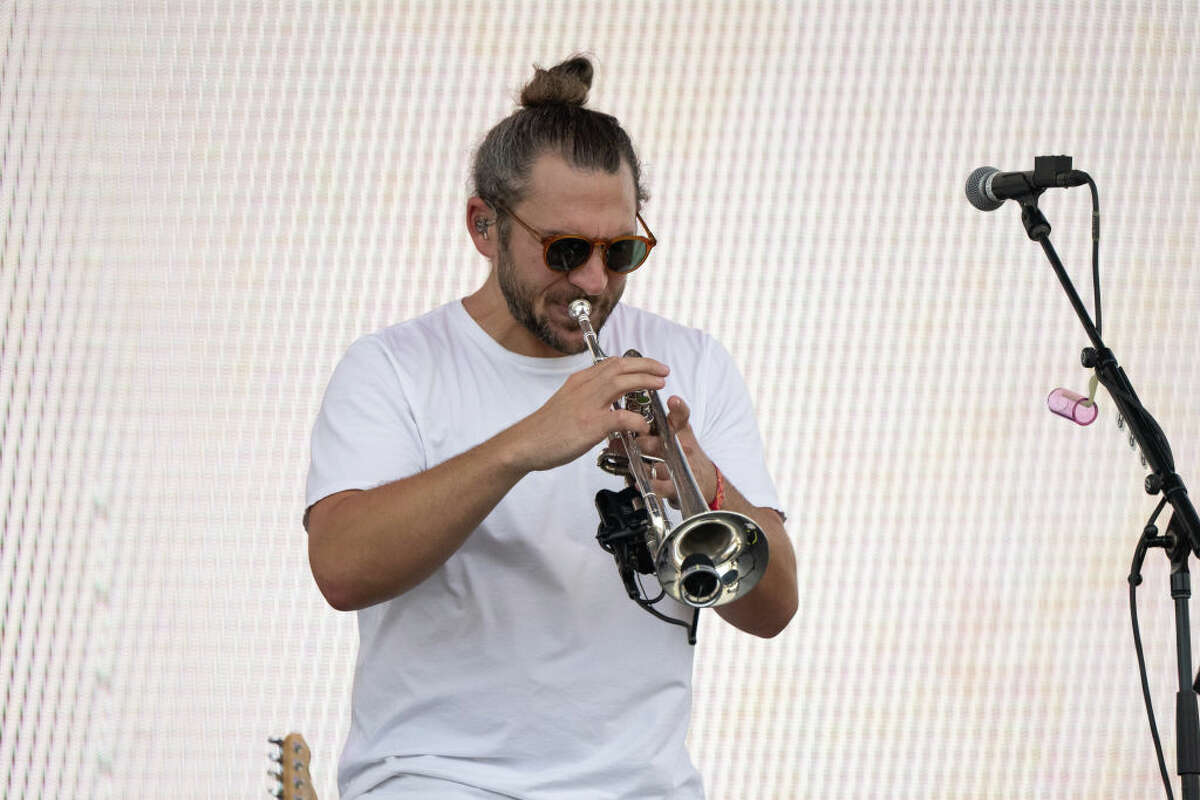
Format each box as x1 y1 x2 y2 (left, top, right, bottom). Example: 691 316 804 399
2 1 1199 797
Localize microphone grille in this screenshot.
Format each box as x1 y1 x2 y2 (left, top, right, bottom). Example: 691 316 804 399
965 166 1002 211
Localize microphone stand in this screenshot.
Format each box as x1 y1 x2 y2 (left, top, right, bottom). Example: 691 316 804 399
1017 195 1200 799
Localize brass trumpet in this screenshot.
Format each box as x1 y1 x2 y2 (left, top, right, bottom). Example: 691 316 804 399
568 299 768 611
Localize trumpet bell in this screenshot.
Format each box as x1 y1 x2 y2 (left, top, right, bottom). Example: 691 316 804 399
655 510 768 607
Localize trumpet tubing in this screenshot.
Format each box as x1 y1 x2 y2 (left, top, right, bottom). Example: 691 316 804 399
568 299 768 608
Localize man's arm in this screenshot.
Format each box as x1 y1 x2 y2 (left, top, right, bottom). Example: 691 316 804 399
306 356 668 612
637 395 798 638
709 483 797 638
307 426 528 612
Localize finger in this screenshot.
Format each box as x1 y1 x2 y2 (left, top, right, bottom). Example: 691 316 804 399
635 435 664 459
581 360 663 386
600 440 632 461
649 473 680 508
666 395 691 431
610 409 652 436
600 356 670 378
600 374 667 405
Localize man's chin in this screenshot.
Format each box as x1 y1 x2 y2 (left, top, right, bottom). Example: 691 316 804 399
556 341 588 356
540 322 588 356
536 294 620 354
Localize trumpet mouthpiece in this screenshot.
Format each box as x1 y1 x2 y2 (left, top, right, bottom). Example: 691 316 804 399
567 299 592 321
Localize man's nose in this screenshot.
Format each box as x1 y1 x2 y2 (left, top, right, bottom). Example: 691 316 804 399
567 246 609 295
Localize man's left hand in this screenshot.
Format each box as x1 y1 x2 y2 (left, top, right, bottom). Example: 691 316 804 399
601 395 799 638
604 395 716 508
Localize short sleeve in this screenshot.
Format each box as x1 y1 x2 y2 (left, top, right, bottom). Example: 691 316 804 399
695 336 783 514
305 335 427 512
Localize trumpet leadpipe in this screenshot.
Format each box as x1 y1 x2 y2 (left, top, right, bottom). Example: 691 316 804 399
568 299 667 536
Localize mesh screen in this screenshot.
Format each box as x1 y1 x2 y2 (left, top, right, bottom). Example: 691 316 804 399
2 1 1199 797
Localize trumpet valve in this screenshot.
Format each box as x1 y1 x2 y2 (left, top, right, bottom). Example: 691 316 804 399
597 450 630 476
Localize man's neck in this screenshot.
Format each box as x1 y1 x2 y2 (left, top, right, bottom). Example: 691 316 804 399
461 279 564 359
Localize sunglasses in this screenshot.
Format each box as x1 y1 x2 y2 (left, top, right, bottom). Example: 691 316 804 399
500 206 657 274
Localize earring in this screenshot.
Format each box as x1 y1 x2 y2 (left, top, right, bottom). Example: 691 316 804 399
475 217 494 239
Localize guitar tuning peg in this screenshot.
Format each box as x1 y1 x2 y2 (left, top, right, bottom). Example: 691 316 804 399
268 788 283 799
1117 413 1125 430
1141 451 1149 468
268 765 283 779
268 737 284 745
1129 432 1137 450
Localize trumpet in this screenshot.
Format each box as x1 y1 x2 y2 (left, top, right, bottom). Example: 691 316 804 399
568 299 768 612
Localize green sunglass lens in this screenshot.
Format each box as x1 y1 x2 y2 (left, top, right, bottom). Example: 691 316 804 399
607 240 648 273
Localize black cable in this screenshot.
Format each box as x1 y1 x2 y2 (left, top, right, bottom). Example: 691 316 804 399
634 571 665 605
595 487 699 644
625 558 696 644
1076 173 1175 477
1131 580 1173 799
1086 175 1102 337
1131 496 1173 799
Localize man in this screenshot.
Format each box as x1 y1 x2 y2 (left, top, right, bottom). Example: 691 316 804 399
305 56 797 799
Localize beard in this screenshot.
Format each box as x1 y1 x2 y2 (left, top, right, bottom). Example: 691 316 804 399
496 243 623 355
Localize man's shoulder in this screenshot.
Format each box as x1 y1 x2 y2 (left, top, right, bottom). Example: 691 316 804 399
606 304 717 362
328 302 469 385
361 300 466 356
380 299 463 338
608 303 707 340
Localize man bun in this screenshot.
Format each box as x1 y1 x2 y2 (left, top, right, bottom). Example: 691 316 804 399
519 56 593 108
472 54 646 218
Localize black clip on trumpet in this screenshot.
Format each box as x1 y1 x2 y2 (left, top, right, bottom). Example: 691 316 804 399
594 484 700 644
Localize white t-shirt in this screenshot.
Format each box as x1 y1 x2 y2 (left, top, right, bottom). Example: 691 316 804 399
306 300 780 799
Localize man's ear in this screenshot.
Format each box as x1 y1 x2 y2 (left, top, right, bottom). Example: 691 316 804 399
467 197 497 258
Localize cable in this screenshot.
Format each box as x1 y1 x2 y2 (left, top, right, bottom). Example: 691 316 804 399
1086 175 1102 337
1130 496 1173 799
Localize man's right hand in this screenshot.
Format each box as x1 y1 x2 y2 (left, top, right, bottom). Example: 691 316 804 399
507 356 669 473
307 355 670 611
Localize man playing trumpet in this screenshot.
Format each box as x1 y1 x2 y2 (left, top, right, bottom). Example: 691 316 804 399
305 55 797 800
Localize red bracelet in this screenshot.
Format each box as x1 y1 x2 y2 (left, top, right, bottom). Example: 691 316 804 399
708 465 725 511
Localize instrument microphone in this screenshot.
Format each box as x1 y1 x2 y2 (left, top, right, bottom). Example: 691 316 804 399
965 155 1089 211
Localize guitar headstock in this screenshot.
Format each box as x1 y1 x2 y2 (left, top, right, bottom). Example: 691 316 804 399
268 733 318 800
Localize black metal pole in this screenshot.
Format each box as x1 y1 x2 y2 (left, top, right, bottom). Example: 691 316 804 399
1172 527 1200 800
1018 200 1200 553
1017 197 1200 798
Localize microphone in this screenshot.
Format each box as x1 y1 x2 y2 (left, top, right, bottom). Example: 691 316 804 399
965 155 1089 211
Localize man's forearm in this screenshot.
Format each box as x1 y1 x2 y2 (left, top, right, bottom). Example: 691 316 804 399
307 424 531 611
713 480 798 638
307 358 668 612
